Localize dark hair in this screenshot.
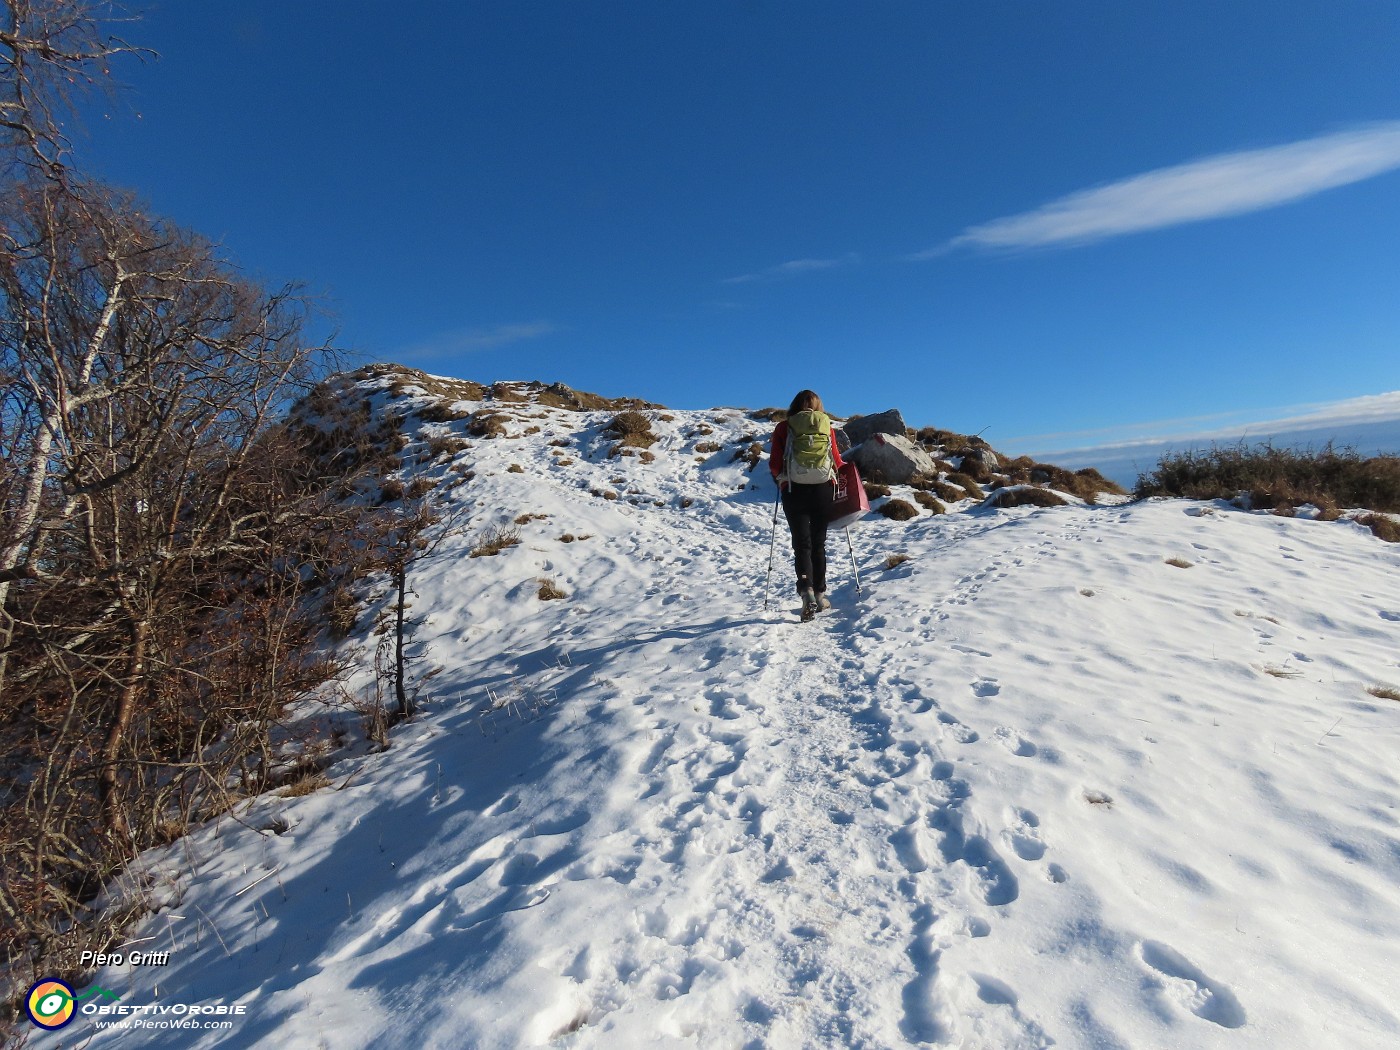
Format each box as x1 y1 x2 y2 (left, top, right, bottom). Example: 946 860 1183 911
788 389 823 416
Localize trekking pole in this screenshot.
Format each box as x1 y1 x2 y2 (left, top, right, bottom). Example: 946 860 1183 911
845 527 862 596
763 489 781 610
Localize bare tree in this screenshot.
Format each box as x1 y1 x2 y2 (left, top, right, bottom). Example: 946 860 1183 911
0 175 402 987
0 0 421 1004
1 0 146 176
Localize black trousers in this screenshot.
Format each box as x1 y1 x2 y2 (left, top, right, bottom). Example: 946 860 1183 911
781 482 832 593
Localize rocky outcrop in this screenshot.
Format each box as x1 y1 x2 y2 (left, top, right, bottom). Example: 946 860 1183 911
849 432 938 485
956 444 1000 480
841 408 907 448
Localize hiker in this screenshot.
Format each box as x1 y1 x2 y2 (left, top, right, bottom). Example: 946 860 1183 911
769 389 845 621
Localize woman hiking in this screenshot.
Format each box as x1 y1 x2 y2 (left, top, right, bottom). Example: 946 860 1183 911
769 389 845 621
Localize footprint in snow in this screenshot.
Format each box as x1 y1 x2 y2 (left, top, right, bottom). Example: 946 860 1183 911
938 712 980 744
484 792 521 817
1381 611 1400 622
1003 807 1046 862
964 835 1019 906
951 644 992 658
993 726 1036 758
1136 940 1247 1029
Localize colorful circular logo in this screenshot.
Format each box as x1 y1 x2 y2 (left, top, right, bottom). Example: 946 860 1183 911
25 979 77 1030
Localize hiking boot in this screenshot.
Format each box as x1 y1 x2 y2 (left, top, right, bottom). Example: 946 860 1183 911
816 592 832 611
799 588 818 622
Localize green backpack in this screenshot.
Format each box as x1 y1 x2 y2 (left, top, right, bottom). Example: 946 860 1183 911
785 410 836 484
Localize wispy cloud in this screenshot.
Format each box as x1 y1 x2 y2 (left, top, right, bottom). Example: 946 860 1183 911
1008 391 1400 456
920 122 1400 255
1005 391 1400 488
404 320 561 358
722 253 860 285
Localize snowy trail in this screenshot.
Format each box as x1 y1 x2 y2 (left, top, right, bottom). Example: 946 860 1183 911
36 382 1400 1050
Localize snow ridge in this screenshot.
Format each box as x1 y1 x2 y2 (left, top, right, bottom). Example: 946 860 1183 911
42 373 1400 1049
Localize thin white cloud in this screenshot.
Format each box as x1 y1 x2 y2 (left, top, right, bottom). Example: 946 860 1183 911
405 320 561 358
723 253 860 285
922 122 1400 255
1004 391 1400 487
1011 391 1400 453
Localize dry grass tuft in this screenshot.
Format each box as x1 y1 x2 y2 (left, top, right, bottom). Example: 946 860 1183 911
731 442 765 471
607 410 652 436
987 487 1069 509
912 491 946 514
468 411 510 439
931 480 968 504
280 771 330 798
1136 442 1400 512
1355 513 1400 543
884 553 911 569
470 524 521 558
607 410 657 455
1366 684 1400 702
537 577 568 601
878 498 919 521
427 435 470 458
945 472 986 501
1165 557 1194 569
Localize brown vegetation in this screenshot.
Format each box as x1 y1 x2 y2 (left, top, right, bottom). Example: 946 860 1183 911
1136 443 1400 513
987 487 1069 509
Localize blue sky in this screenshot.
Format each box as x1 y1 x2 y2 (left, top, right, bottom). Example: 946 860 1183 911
72 1 1400 456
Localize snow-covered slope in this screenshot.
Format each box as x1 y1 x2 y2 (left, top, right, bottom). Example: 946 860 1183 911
37 372 1400 1049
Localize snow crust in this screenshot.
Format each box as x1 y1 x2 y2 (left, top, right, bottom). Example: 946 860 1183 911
39 379 1400 1049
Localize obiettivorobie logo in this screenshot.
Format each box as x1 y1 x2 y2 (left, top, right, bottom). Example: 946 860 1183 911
25 979 120 1030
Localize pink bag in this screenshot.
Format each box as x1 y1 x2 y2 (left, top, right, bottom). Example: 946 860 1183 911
827 461 869 530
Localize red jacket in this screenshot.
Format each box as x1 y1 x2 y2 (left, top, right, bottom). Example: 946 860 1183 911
769 419 845 491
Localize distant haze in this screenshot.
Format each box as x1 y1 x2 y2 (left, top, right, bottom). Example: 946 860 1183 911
1009 392 1400 489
